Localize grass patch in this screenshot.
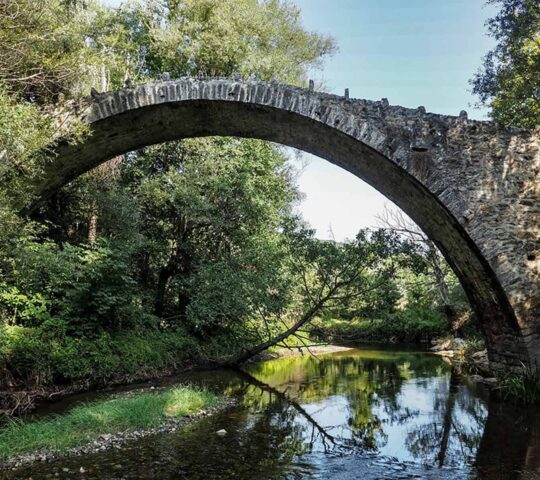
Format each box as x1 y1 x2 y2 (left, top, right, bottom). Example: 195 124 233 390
0 386 220 461
499 363 540 405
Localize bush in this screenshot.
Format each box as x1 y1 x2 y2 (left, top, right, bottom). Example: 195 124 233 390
0 326 52 387
310 306 448 345
1 237 146 336
0 324 201 389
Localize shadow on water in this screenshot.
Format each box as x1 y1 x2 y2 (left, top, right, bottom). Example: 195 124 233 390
3 347 540 479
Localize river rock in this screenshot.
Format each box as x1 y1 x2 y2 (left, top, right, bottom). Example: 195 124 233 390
471 349 491 375
430 337 465 353
430 338 452 352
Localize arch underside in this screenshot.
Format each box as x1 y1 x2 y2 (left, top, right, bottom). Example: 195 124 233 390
38 98 528 369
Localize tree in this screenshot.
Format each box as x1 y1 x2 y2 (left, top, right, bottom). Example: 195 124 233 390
125 138 297 324
225 226 413 365
472 0 540 128
377 205 470 334
138 0 336 83
378 206 450 305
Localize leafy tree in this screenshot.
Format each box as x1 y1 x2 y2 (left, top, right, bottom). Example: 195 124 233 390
122 138 297 325
227 227 414 365
472 0 540 128
150 0 336 83
0 0 86 100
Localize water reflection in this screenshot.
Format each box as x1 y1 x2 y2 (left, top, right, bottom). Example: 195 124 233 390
243 350 485 466
3 347 540 479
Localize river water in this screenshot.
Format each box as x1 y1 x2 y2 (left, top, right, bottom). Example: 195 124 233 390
3 346 540 479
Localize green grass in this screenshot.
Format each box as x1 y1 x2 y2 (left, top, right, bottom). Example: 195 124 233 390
499 363 540 405
0 386 220 461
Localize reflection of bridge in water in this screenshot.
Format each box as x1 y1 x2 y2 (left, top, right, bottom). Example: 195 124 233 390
476 399 540 478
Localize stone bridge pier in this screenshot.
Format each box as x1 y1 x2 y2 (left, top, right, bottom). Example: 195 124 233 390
33 78 540 372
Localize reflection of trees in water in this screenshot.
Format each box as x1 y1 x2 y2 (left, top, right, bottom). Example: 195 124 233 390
343 359 420 449
237 369 348 453
243 352 446 453
193 352 540 477
224 352 540 477
195 368 540 479
405 368 487 467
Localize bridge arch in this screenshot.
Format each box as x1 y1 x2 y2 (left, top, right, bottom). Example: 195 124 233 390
36 78 540 372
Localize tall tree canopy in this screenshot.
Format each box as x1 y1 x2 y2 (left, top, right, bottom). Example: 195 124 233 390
0 0 335 100
472 0 540 128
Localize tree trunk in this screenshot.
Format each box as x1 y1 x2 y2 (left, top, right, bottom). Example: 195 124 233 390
138 251 150 291
154 266 173 317
88 212 98 243
224 302 323 366
427 240 449 305
177 289 190 320
426 240 460 333
437 368 459 467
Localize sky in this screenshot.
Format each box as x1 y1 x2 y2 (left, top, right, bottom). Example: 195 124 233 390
290 0 497 240
103 0 497 240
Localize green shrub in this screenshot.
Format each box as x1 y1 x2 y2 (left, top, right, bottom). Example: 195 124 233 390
0 284 52 327
0 326 53 386
0 325 202 388
310 306 448 344
2 238 146 336
499 363 540 405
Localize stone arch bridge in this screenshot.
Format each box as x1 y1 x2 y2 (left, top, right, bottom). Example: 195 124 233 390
35 78 540 372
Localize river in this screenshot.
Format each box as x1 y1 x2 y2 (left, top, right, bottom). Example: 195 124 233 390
3 346 540 479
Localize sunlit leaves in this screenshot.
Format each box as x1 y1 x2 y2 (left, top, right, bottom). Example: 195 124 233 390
472 0 540 127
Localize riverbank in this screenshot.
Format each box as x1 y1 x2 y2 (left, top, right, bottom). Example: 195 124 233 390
0 325 225 417
308 314 448 345
260 343 355 361
0 385 229 469
0 344 350 470
0 333 348 418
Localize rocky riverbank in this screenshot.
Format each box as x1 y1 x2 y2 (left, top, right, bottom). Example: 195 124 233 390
430 337 498 387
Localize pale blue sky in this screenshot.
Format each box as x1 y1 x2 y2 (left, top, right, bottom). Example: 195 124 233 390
290 0 496 240
103 0 496 240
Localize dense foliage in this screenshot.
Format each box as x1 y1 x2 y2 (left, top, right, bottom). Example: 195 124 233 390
0 0 474 411
472 0 540 128
0 0 338 396
308 249 471 345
